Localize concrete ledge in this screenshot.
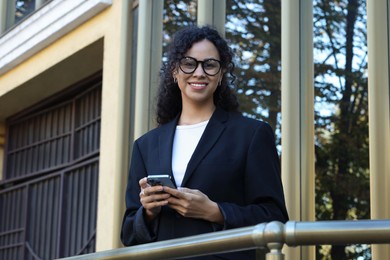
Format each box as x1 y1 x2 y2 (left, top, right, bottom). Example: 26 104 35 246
0 0 112 75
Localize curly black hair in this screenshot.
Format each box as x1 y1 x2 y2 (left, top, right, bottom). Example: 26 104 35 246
156 25 239 125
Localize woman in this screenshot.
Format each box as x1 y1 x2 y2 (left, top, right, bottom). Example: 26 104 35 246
121 25 289 259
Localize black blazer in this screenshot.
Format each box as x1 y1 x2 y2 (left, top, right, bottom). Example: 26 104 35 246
121 108 289 259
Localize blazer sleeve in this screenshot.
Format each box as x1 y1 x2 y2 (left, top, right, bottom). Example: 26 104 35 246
120 141 159 246
218 122 289 229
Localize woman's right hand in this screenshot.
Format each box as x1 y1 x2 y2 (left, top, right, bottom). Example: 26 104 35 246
139 177 171 222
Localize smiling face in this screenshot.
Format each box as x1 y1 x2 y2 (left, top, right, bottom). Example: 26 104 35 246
174 39 222 108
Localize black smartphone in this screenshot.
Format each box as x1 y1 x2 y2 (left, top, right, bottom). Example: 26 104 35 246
147 175 177 189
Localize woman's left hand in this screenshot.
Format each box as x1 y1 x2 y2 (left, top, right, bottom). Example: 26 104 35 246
163 187 224 224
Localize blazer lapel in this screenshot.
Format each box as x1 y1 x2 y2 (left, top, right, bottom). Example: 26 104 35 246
181 108 228 186
158 118 178 177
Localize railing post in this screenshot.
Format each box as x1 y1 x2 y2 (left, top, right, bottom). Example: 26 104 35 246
266 242 285 260
264 221 285 260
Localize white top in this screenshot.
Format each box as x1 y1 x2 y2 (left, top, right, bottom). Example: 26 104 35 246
172 120 208 187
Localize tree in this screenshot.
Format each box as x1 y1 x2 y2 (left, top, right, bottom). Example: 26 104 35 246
314 0 370 258
162 1 197 54
226 0 282 137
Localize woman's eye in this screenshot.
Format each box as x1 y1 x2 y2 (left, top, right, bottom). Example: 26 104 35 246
204 62 217 68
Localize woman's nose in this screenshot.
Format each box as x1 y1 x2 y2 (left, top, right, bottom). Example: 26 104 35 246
192 63 205 76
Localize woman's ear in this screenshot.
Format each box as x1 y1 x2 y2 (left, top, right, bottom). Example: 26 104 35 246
172 68 178 77
219 73 224 85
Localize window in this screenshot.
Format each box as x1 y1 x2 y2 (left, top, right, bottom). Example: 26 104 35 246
313 0 370 258
3 0 51 33
0 73 101 259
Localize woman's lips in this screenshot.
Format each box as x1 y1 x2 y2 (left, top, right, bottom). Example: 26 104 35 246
189 82 207 90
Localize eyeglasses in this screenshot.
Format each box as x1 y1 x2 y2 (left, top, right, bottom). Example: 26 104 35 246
179 57 222 76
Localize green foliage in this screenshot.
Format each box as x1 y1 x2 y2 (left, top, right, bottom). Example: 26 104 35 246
163 0 197 43
226 0 282 135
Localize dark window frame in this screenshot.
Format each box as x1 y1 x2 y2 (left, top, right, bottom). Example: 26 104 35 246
0 72 102 259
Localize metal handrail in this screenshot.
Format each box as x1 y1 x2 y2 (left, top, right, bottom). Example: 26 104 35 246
63 219 390 260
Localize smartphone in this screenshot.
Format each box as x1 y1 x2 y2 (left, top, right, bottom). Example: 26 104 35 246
147 174 177 189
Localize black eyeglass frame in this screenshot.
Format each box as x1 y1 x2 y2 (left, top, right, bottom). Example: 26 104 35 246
178 56 222 76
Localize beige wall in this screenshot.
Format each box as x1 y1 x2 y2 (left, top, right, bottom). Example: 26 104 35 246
97 0 133 251
0 0 132 251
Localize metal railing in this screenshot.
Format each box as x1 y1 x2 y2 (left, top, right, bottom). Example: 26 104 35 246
63 219 390 260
